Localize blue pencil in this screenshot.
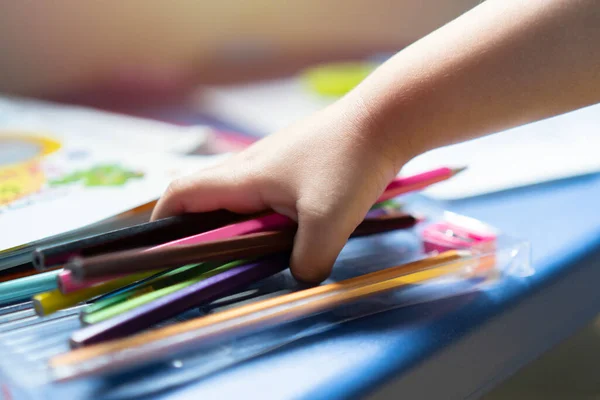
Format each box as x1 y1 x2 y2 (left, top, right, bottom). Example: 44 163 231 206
0 270 61 305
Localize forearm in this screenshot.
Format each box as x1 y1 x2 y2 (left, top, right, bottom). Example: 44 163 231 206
349 0 600 165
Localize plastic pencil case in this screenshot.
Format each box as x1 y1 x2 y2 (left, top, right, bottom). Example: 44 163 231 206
0 197 532 400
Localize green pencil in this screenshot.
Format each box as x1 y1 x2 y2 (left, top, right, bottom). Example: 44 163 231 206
81 260 245 325
82 262 231 316
83 264 203 315
0 270 61 305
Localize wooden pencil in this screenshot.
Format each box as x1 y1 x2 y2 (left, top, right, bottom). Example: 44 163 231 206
80 262 240 325
34 166 465 271
55 200 400 293
66 213 419 281
32 209 266 271
69 255 292 347
50 250 477 381
0 270 61 305
32 271 156 316
0 264 59 283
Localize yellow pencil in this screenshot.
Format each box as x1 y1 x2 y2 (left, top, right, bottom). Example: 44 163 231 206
33 272 152 317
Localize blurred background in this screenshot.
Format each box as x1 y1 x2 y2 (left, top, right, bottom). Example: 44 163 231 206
0 1 480 98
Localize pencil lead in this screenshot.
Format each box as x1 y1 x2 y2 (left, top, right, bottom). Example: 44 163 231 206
451 166 468 176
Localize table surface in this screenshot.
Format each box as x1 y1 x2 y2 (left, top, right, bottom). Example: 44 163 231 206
145 170 600 400
28 97 598 400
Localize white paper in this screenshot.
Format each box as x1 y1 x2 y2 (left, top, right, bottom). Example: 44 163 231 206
0 96 210 154
402 103 600 198
0 96 223 253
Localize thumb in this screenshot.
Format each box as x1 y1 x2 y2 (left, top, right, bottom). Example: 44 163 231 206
290 203 367 284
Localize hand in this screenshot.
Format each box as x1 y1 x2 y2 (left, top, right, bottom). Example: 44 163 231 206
151 97 404 283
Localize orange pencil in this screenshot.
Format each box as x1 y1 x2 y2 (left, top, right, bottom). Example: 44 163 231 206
50 250 488 381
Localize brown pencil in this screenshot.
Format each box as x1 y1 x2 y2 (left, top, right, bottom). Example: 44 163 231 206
50 250 481 381
66 213 419 281
0 265 61 283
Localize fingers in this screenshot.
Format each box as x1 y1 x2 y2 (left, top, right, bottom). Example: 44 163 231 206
151 166 266 220
289 202 365 284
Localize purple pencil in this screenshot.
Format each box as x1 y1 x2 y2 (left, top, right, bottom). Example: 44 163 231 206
70 254 290 348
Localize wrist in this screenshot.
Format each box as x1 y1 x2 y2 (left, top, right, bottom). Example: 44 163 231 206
337 86 425 176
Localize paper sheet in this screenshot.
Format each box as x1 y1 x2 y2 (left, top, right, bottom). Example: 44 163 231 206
401 104 600 198
0 96 224 254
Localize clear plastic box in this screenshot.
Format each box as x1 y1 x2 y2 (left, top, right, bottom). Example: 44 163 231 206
0 196 532 399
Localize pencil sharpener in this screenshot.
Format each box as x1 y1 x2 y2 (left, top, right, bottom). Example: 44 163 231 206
421 213 497 254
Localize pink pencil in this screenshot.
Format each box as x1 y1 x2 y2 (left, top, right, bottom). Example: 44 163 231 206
58 271 109 294
59 166 464 291
58 213 294 292
378 166 465 202
153 166 465 248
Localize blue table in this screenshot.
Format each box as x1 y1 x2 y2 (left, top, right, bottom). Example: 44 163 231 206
150 172 600 400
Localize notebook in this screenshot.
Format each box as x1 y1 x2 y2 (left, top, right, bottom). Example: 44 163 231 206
0 96 226 267
195 77 600 199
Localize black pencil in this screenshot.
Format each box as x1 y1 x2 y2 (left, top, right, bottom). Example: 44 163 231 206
33 210 266 271
65 213 419 281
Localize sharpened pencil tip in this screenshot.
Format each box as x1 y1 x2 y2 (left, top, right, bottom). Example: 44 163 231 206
450 166 468 175
451 166 468 176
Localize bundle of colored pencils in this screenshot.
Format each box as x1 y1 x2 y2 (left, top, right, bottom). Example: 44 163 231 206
1 166 475 378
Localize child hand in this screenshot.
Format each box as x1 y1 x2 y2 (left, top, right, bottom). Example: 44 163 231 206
151 98 405 283
156 0 600 280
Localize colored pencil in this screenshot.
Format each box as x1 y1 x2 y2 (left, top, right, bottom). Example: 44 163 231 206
58 201 394 293
33 272 155 316
61 210 290 292
145 167 464 251
0 270 61 305
66 213 418 281
69 255 291 347
81 266 199 316
81 263 244 325
0 263 56 283
58 212 290 293
57 269 160 295
80 262 239 325
51 250 475 380
34 166 464 272
32 209 265 271
59 204 407 294
379 167 465 202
